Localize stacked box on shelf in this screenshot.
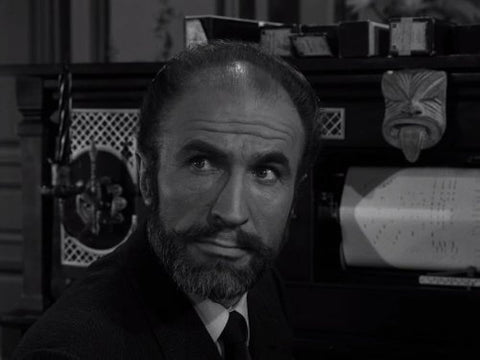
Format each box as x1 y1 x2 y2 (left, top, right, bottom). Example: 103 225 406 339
184 15 282 47
389 17 454 56
291 24 338 57
260 24 299 57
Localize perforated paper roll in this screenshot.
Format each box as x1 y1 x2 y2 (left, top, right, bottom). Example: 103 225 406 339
340 167 480 271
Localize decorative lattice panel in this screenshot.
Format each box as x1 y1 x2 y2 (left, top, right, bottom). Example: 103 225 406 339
61 216 137 267
70 109 139 181
61 108 139 267
319 108 345 140
61 228 103 266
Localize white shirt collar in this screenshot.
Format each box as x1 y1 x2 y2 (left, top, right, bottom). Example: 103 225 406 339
190 293 250 346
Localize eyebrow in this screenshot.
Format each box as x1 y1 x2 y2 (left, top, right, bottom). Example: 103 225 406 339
178 139 292 175
253 152 292 176
178 140 229 162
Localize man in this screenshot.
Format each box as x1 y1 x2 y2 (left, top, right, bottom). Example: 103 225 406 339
14 41 320 359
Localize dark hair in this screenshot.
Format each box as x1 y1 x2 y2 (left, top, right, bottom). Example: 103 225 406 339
137 40 321 180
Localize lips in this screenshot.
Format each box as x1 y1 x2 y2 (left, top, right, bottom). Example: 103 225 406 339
193 233 250 258
197 234 247 249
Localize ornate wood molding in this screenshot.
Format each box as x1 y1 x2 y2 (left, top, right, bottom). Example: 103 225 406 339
29 0 71 64
16 77 48 312
90 0 110 63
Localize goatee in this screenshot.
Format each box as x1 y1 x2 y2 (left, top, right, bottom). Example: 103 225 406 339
147 211 274 305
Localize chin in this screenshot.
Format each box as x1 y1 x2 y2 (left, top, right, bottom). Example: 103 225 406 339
173 256 258 301
146 214 273 301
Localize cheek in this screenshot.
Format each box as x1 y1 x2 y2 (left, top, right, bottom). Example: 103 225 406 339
156 169 221 229
250 185 294 249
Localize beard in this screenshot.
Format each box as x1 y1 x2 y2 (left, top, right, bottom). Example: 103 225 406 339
146 208 276 305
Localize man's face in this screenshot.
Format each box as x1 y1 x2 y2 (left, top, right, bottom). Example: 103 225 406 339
144 63 305 305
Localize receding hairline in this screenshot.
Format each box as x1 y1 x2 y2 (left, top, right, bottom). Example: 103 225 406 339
157 60 303 137
168 59 298 111
137 41 320 179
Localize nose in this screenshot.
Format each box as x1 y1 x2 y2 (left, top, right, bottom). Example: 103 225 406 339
401 101 423 117
209 171 249 228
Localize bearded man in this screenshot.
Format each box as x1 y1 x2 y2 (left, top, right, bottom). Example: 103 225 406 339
14 41 320 360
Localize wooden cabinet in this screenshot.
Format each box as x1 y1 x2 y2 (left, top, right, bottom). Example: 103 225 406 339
3 56 480 358
281 55 480 358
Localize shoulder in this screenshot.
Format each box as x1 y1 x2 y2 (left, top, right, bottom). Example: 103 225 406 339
14 253 151 359
13 349 81 360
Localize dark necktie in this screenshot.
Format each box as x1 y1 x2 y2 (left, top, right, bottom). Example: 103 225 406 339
220 311 251 360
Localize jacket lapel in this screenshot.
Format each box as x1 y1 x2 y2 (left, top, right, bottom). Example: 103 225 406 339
120 226 222 360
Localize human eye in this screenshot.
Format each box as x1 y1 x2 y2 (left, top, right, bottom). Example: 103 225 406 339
189 156 216 173
252 166 279 184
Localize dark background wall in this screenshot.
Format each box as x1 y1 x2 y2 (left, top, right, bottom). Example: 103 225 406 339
0 0 31 331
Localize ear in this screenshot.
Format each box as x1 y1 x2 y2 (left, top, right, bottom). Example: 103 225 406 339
136 152 153 207
296 172 308 189
290 172 308 219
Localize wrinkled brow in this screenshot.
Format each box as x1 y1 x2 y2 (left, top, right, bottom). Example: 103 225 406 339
178 139 292 174
252 152 291 176
177 140 228 161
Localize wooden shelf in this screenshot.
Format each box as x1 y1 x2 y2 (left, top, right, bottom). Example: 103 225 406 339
289 54 480 73
2 54 480 78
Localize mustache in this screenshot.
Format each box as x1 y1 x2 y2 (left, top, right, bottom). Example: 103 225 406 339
171 224 272 258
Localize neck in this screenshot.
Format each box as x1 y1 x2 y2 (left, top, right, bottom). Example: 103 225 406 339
212 295 242 309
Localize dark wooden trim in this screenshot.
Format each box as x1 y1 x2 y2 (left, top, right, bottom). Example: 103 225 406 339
0 183 21 189
16 76 48 312
335 0 349 22
29 0 54 63
0 142 21 166
216 0 225 16
0 229 23 273
43 78 150 90
90 0 110 63
289 56 480 74
240 0 255 19
0 140 20 147
0 228 22 244
0 260 22 274
28 0 71 64
3 55 480 77
268 0 299 23
55 0 71 63
0 161 20 167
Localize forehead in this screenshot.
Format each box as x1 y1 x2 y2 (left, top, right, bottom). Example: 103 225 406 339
384 71 445 100
160 63 305 156
188 61 278 95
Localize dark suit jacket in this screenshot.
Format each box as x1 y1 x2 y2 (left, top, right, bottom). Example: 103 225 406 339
14 225 293 359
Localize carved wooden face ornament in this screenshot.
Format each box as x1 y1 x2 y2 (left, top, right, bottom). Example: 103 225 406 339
382 69 447 162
